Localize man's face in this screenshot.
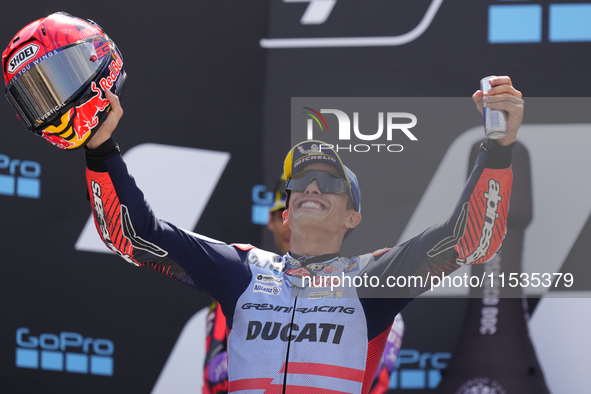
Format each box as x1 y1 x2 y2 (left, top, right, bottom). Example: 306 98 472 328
268 209 290 255
284 162 360 238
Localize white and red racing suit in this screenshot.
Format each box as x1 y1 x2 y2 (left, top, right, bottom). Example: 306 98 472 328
85 138 513 394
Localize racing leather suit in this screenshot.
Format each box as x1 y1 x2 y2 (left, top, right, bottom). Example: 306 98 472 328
85 138 513 394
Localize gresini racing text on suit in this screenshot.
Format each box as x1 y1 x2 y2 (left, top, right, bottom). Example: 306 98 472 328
85 139 513 394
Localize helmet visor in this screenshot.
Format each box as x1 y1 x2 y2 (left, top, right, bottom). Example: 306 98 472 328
5 38 108 130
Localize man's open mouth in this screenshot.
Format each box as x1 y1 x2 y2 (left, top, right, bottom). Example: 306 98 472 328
298 200 326 210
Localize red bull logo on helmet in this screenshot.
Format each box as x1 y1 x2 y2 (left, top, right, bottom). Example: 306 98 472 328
40 80 110 150
71 81 110 141
37 57 123 149
99 58 123 92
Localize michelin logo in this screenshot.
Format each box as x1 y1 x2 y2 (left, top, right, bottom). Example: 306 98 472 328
297 144 321 154
253 283 281 296
256 274 283 285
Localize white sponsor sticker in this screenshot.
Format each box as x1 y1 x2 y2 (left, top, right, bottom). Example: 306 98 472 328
308 290 343 299
8 44 39 74
253 283 281 296
255 274 283 285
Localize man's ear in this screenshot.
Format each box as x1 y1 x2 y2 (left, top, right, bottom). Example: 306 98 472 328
282 209 290 226
345 211 362 229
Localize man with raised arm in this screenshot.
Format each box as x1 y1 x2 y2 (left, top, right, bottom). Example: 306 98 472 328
85 77 522 393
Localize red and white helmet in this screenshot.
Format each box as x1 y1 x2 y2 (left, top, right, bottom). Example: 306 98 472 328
2 12 126 150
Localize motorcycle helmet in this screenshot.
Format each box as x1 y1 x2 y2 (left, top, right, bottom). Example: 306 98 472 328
2 12 126 150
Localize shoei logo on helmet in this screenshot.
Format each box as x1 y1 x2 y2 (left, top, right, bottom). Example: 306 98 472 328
7 44 39 74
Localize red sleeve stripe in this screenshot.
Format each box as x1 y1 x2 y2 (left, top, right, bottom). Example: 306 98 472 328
213 304 227 341
362 325 392 394
229 379 355 394
228 378 273 391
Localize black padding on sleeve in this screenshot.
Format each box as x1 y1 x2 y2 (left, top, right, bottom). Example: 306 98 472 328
481 140 514 169
85 138 120 172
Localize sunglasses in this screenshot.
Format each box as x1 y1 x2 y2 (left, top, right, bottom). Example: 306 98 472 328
286 170 350 195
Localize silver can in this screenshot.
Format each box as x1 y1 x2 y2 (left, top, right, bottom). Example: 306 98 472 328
480 76 508 139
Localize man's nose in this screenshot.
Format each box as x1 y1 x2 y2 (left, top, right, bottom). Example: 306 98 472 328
305 179 321 194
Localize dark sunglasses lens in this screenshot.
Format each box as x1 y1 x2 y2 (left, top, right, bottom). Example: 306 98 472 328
290 171 347 194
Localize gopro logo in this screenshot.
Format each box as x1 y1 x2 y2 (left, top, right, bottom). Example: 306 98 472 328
390 349 451 389
15 328 114 376
251 184 273 225
0 154 41 198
